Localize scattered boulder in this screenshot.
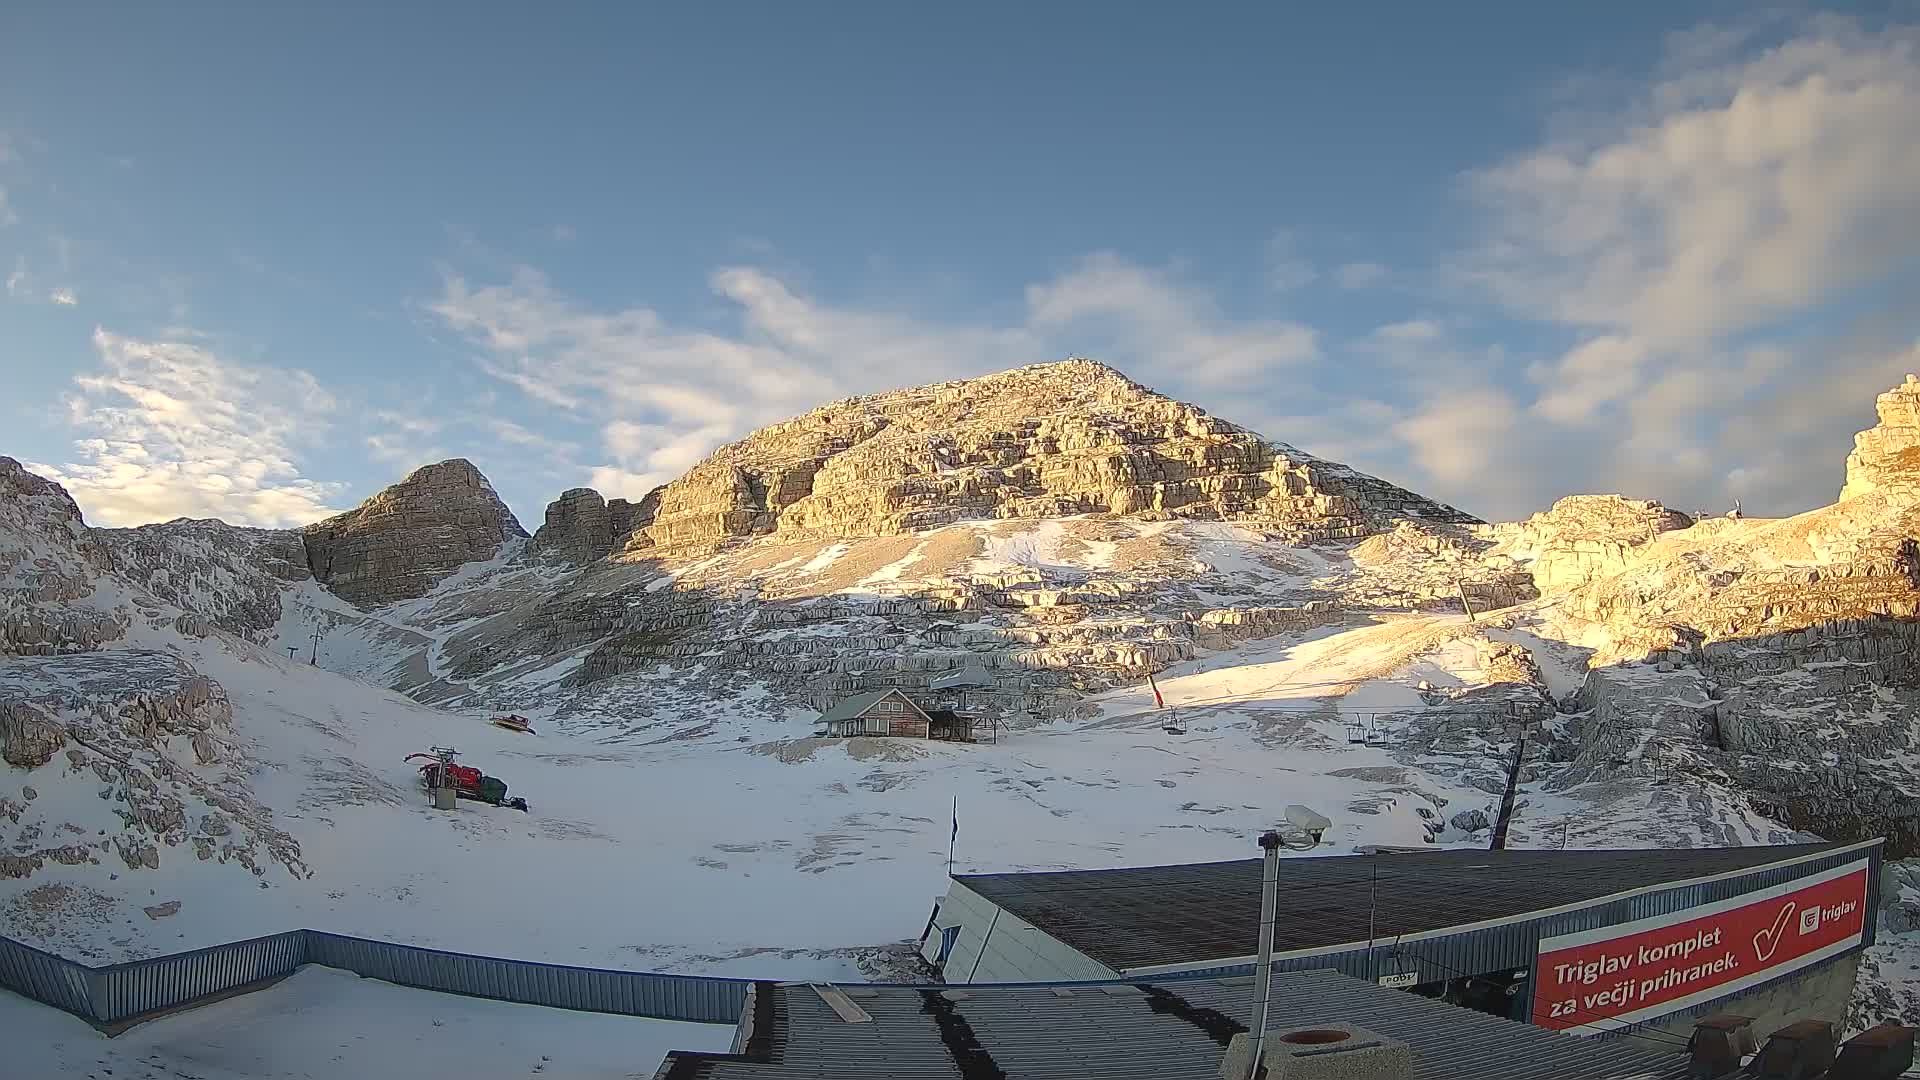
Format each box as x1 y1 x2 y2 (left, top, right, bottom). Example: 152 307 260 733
142 900 182 920
0 701 64 768
1449 808 1491 833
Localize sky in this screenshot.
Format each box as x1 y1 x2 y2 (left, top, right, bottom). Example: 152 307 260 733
1 3 1917 529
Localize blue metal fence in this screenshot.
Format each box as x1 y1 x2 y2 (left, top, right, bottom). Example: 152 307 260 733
90 930 308 1023
0 932 91 1018
0 926 751 1030
304 931 749 1024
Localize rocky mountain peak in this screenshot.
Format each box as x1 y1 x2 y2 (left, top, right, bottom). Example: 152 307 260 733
302 458 527 606
609 359 1472 554
0 456 95 539
1841 373 1920 502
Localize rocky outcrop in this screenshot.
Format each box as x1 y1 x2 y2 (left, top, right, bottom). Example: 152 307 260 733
623 360 1474 553
1488 495 1693 593
303 459 527 606
608 491 656 549
100 519 312 639
0 650 307 883
0 701 64 768
529 487 658 565
1842 374 1920 502
533 488 613 565
1 457 126 655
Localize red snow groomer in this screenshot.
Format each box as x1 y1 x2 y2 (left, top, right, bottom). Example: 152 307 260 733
407 748 529 812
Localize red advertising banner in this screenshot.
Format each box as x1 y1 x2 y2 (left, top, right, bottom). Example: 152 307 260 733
1532 859 1870 1032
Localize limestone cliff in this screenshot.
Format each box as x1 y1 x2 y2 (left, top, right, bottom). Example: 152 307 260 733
532 488 613 565
620 360 1475 553
303 459 527 606
0 456 125 655
1842 373 1920 501
101 519 312 639
1485 495 1694 593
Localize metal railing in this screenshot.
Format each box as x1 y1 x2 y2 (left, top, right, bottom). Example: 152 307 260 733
0 927 749 1029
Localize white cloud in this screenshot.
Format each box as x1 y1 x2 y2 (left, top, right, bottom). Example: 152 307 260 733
424 21 1918 528
1264 231 1318 292
34 330 346 527
1335 262 1388 289
1394 388 1526 488
1440 16 1920 516
1467 19 1920 347
1530 334 1650 423
48 287 76 306
434 254 1323 503
1026 254 1318 384
1373 320 1442 343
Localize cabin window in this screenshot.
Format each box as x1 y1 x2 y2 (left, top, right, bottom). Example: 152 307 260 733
880 700 902 713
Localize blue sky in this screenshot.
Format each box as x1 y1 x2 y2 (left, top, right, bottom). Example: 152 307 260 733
2 3 1917 527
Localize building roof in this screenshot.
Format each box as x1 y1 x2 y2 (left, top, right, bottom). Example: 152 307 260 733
956 842 1848 972
653 968 1692 1080
929 661 995 690
816 689 924 724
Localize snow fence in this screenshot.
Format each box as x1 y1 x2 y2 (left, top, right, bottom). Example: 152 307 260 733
0 927 750 1030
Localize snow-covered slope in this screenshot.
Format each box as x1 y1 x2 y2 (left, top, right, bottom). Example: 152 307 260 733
5 366 1920 1024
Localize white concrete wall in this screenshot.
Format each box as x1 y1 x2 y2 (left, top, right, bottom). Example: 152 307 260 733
918 881 1120 984
1620 951 1862 1056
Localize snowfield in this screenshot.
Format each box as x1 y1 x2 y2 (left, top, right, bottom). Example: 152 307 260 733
5 616 1509 978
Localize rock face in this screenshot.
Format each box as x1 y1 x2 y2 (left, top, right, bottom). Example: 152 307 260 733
0 649 307 884
607 494 653 549
0 701 64 768
1487 495 1693 593
533 488 613 565
621 360 1475 553
1842 374 1920 501
303 459 527 605
101 519 312 639
0 457 126 655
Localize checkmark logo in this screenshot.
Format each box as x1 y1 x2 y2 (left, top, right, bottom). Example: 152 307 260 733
1754 902 1795 962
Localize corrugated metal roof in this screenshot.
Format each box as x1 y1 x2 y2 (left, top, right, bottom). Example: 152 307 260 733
654 969 1693 1079
956 842 1848 971
816 690 898 724
817 689 931 725
930 661 994 690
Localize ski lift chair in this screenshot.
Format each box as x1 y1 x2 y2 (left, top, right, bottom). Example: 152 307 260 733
1163 710 1187 736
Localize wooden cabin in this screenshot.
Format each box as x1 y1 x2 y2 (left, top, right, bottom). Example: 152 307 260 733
816 689 934 738
815 691 982 742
